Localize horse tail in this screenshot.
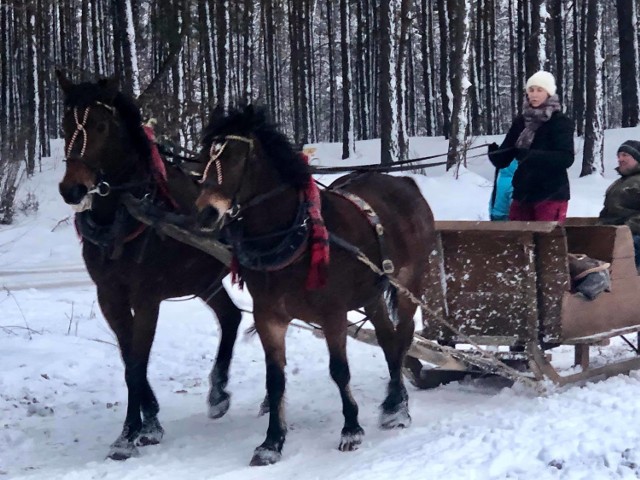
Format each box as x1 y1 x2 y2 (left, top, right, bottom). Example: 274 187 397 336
382 279 400 328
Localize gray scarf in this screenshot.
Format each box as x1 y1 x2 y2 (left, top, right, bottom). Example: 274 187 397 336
515 94 562 149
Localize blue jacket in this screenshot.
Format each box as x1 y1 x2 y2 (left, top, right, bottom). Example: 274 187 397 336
489 159 518 219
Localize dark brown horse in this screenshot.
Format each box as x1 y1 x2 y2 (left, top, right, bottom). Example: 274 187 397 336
56 72 242 460
194 106 437 466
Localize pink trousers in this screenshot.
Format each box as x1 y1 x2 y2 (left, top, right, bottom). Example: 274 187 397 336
509 200 568 224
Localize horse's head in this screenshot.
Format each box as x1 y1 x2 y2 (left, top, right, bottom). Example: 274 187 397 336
195 133 254 230
195 105 309 231
194 107 258 230
56 70 148 210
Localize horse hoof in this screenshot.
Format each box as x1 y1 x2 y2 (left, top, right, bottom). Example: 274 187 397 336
249 446 282 466
379 408 411 429
208 392 231 419
107 438 140 460
338 427 364 452
135 417 164 446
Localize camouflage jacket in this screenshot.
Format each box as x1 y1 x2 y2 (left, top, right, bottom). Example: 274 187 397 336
599 164 640 235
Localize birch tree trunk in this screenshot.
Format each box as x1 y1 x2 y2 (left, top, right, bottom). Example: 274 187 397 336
446 0 471 171
582 0 604 176
340 0 354 159
379 0 399 165
617 0 639 127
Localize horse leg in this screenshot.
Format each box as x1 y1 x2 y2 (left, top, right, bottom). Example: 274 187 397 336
323 316 364 451
365 293 414 429
250 312 289 466
137 379 164 447
203 286 243 419
101 290 162 460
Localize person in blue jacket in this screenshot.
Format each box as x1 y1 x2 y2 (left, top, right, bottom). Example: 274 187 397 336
489 159 518 221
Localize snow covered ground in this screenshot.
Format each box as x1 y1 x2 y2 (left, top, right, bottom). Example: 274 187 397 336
3 130 640 480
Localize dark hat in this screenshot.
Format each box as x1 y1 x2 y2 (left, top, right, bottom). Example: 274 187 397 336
617 140 640 163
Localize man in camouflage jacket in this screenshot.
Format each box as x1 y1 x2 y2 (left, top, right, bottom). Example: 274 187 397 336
598 140 640 269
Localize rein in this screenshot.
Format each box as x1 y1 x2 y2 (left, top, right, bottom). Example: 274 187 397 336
310 143 491 174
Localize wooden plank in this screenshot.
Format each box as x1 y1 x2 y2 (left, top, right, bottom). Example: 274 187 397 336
122 194 232 266
563 325 640 344
561 277 640 339
565 226 617 263
574 344 590 370
346 326 467 370
612 226 636 260
550 356 640 386
563 217 600 227
420 232 448 331
535 230 569 342
435 220 559 233
424 230 538 343
610 256 638 280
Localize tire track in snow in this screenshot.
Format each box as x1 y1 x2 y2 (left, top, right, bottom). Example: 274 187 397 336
0 265 92 291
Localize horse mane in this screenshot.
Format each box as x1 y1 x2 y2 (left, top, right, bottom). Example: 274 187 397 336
202 105 310 189
63 81 151 168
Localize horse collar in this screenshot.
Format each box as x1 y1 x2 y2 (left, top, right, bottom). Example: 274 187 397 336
222 193 310 272
75 206 147 260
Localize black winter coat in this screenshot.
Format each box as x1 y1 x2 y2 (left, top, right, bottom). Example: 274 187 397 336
488 111 574 202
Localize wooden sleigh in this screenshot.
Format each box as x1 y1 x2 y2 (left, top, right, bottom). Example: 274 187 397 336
392 218 640 388
124 194 640 389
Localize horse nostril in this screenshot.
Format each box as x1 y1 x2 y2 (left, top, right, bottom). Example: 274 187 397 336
59 184 88 205
196 206 220 231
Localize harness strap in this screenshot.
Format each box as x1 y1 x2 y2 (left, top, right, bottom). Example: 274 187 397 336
225 192 310 277
329 189 395 274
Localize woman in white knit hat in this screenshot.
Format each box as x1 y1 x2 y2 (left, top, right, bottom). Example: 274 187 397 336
487 70 574 223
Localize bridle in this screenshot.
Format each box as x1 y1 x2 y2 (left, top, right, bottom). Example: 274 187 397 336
62 101 139 199
199 135 312 272
199 134 258 220
199 134 254 187
64 101 116 161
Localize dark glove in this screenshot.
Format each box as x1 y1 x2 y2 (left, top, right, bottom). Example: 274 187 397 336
487 142 499 154
514 148 528 162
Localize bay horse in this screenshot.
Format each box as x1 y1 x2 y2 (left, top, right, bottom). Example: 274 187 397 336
194 105 437 466
56 71 242 460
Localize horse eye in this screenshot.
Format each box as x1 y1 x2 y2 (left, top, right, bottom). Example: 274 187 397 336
96 122 107 134
212 143 223 153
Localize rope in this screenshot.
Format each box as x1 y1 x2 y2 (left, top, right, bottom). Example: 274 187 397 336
66 107 91 159
310 143 491 175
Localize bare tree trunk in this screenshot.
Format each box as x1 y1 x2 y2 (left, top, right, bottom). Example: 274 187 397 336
340 0 354 158
617 0 639 127
396 0 411 160
582 0 604 176
437 0 451 138
379 0 399 165
446 0 471 171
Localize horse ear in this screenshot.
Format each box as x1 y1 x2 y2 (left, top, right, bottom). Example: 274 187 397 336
209 104 225 123
55 69 72 93
97 77 119 101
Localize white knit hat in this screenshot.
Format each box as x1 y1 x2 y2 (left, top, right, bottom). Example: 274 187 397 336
525 71 557 96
